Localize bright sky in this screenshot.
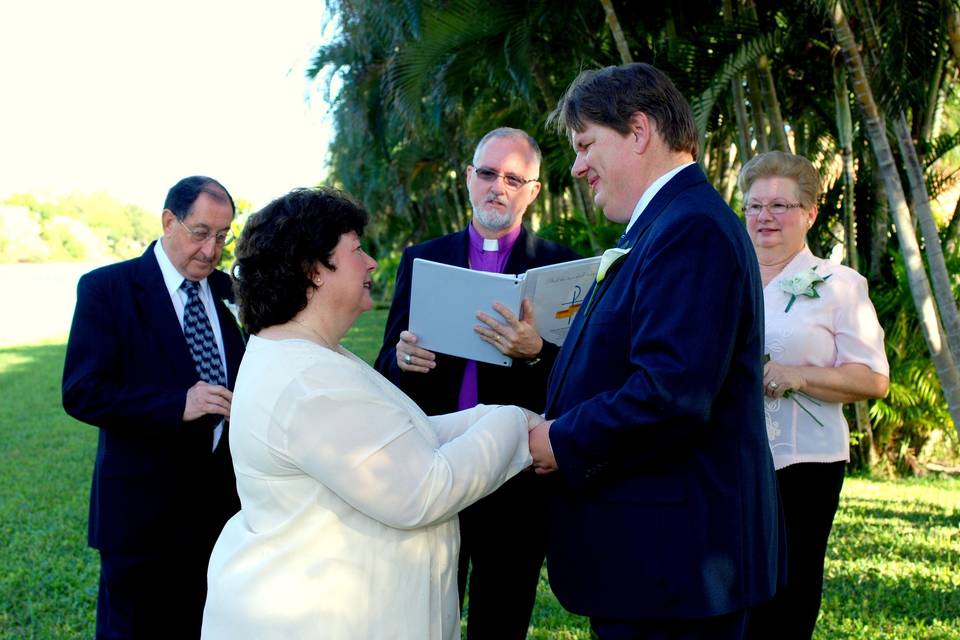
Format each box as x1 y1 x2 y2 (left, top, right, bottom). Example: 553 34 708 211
0 0 334 212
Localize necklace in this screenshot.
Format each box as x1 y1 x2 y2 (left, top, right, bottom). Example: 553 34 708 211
291 319 336 350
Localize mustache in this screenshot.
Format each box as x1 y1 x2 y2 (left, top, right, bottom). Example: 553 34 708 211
485 195 508 206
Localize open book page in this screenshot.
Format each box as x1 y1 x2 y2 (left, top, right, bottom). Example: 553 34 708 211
410 259 522 366
521 256 601 346
409 257 603 364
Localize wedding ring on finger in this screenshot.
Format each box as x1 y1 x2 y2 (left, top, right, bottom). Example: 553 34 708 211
496 334 501 342
404 354 412 365
769 382 779 390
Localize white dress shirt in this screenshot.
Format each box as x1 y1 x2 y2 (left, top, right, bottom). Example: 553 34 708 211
154 239 228 450
623 161 695 235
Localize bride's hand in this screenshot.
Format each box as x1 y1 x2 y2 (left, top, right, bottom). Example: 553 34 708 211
521 408 545 432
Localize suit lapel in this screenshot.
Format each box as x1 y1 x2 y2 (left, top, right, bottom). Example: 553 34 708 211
133 243 198 385
452 228 471 268
547 164 709 412
208 272 245 387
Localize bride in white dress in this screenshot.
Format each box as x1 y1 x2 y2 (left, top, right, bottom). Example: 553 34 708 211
201 188 538 640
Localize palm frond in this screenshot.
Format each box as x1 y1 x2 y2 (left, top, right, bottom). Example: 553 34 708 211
691 30 788 139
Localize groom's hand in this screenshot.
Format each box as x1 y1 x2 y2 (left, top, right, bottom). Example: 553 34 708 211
529 420 558 475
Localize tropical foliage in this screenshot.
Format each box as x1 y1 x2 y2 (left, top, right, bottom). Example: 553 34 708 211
310 0 960 472
0 193 156 262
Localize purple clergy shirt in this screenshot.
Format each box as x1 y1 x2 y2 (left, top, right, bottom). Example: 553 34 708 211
456 223 523 409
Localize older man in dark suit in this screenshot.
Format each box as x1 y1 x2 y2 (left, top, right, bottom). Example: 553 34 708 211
376 128 577 639
530 64 785 639
63 176 244 639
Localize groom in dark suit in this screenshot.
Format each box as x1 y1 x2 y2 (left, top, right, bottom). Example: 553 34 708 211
376 128 577 639
63 176 244 639
530 64 785 639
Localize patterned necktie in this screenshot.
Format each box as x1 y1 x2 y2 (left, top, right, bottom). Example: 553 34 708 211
180 280 226 386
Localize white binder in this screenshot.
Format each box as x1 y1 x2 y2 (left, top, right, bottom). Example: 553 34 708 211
409 256 601 366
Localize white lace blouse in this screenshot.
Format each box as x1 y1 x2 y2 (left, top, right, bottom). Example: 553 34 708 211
762 247 889 470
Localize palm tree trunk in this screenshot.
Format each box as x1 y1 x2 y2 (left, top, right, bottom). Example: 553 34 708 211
743 0 789 152
833 2 960 439
745 70 769 153
723 0 753 164
869 163 889 280
847 0 960 366
730 77 753 163
948 10 960 66
599 0 633 64
834 58 857 270
834 56 878 466
944 196 960 258
920 43 946 148
757 55 790 152
891 112 960 366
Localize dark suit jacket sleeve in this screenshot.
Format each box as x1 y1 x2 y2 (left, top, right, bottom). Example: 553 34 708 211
373 245 451 406
549 212 748 488
375 247 414 385
62 271 188 431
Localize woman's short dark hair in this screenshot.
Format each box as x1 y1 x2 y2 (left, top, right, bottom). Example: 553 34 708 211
233 187 369 334
548 63 699 161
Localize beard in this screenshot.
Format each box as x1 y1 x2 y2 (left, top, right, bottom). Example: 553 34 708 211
473 200 515 231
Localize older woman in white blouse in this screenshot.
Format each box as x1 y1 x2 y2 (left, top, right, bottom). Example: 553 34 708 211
739 152 889 640
201 188 539 640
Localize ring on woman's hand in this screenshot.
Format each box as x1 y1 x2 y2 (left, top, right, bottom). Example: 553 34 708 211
496 334 501 342
404 354 412 364
769 382 779 390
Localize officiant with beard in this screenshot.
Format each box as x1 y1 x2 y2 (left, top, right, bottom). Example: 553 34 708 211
375 127 578 639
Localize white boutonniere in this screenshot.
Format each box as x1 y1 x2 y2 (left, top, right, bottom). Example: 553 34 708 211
223 300 241 324
597 247 631 283
583 246 632 319
222 300 246 343
780 266 831 313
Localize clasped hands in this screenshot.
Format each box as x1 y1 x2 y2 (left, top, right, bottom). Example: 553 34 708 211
523 411 557 475
396 299 543 372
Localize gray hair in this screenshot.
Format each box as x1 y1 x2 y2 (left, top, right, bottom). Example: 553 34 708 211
738 151 821 208
472 127 542 173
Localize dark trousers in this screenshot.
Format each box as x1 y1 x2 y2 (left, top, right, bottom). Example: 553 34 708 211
458 471 547 640
591 608 750 640
746 461 846 640
96 549 210 640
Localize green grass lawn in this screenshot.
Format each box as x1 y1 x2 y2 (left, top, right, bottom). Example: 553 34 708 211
1 310 958 639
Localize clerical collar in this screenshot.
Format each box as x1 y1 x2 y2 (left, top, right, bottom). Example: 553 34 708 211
467 223 522 253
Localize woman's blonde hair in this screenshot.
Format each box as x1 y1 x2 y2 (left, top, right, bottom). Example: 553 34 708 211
737 151 821 208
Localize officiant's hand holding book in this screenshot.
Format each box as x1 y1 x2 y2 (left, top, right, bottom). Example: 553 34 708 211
409 256 602 366
475 299 544 361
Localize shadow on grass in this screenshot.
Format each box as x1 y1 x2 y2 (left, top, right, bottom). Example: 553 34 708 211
823 493 960 632
823 566 960 629
0 341 99 639
838 495 959 529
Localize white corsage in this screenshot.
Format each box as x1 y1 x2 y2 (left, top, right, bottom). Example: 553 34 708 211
597 247 631 283
780 266 830 313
